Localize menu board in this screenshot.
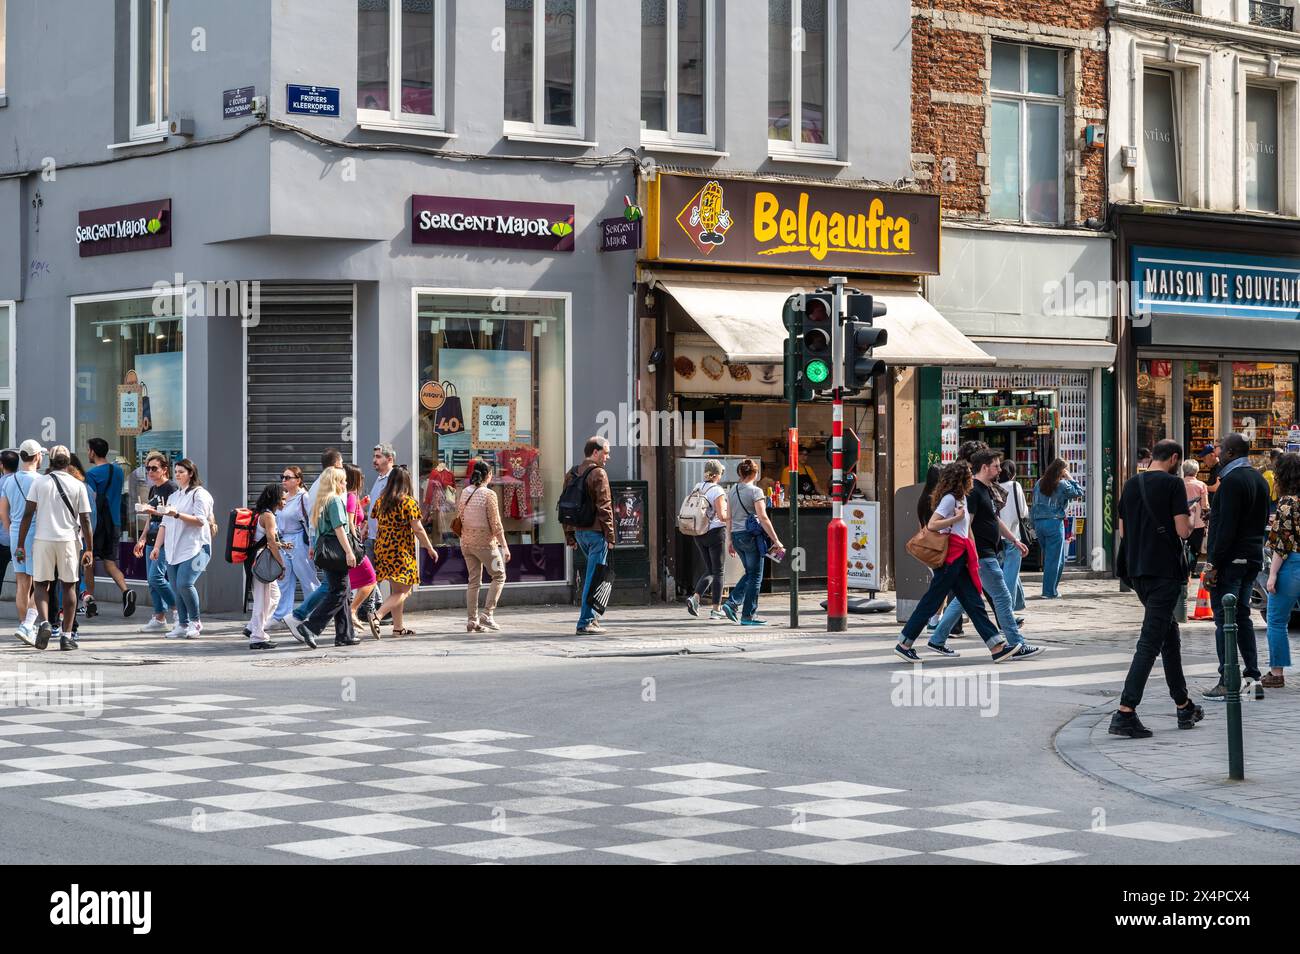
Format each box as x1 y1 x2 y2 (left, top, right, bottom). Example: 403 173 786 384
843 500 880 591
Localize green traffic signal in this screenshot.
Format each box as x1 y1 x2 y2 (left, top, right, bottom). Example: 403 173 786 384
805 359 830 385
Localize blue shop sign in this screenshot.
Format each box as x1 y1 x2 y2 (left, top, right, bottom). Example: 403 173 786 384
1132 245 1300 321
286 84 340 117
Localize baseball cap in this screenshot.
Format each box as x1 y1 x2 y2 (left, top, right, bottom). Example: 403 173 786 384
18 439 47 458
1201 444 1217 456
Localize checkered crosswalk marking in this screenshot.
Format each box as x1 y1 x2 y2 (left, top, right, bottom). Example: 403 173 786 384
0 681 1235 864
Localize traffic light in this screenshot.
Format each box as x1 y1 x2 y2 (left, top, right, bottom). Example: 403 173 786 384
843 294 888 393
782 295 813 403
801 293 835 395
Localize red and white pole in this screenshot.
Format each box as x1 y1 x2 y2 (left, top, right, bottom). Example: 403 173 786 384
827 277 848 632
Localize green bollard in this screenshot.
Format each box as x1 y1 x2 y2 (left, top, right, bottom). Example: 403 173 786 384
1223 592 1244 781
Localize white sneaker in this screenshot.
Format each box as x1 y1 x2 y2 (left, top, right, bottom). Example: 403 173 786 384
14 623 36 647
477 614 501 632
165 623 186 638
184 622 201 639
140 617 168 632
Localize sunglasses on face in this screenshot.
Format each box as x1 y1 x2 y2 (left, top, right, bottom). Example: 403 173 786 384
146 465 162 472
281 474 297 480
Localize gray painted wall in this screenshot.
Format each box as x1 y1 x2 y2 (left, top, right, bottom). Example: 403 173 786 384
0 0 913 610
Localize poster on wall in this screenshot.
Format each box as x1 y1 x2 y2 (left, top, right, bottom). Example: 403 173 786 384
117 385 143 436
431 350 533 469
843 500 880 591
613 484 646 548
131 353 184 465
471 397 516 449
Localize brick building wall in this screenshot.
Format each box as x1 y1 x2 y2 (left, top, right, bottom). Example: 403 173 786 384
911 0 1109 226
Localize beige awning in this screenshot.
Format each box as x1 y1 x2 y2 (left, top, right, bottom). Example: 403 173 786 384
968 336 1116 370
646 270 993 366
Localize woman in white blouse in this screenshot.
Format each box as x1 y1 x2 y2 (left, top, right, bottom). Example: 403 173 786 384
148 458 214 639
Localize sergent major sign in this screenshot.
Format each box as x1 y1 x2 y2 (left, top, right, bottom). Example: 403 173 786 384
648 173 939 275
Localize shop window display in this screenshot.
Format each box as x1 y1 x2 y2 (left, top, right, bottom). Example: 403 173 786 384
1231 362 1295 465
74 293 185 580
416 292 567 586
1136 358 1173 452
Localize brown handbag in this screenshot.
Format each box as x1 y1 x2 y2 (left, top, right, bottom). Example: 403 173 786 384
450 487 478 538
906 525 949 569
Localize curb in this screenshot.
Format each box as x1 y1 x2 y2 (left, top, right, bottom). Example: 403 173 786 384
1054 702 1300 838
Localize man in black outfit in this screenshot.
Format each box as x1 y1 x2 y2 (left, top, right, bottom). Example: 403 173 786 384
1112 440 1204 738
1202 433 1270 700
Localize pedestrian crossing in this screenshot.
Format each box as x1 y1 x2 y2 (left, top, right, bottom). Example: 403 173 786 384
736 638 1222 690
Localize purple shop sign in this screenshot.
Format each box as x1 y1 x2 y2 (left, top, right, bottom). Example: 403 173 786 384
411 195 576 252
77 199 172 257
599 216 641 253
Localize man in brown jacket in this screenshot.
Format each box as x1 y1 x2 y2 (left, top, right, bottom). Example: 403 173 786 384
564 436 615 634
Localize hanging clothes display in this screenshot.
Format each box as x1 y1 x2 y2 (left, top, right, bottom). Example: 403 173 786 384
497 447 543 520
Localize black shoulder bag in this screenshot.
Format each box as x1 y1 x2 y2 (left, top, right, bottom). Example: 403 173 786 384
1137 472 1194 578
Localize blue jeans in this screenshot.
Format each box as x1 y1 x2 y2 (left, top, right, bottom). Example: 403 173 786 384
293 580 328 622
1034 518 1066 597
166 545 210 627
930 555 1022 648
725 530 765 621
576 530 608 630
146 545 176 616
1265 553 1299 669
901 550 1004 647
274 536 319 621
1209 564 1261 680
1001 539 1025 612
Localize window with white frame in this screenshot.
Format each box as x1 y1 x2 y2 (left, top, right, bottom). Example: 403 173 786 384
0 303 12 449
1142 69 1181 204
989 41 1063 224
1246 84 1280 213
504 0 585 137
129 0 168 139
641 0 712 146
357 0 444 128
768 0 835 157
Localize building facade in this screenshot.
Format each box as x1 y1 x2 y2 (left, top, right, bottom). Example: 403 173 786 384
1108 0 1300 484
0 0 952 611
911 0 1116 572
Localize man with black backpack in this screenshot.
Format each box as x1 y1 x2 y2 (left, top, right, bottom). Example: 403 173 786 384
1112 440 1204 738
81 437 136 619
14 446 94 651
560 436 615 635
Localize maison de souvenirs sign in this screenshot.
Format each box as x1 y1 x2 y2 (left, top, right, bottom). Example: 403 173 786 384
646 173 940 275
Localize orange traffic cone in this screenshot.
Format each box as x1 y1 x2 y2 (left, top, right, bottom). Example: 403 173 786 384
1191 573 1214 620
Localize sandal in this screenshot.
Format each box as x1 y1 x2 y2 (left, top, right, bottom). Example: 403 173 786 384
368 616 381 640
466 620 483 633
392 628 416 637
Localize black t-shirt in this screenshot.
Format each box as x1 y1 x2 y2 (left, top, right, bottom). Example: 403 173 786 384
1119 469 1189 579
146 479 178 544
969 480 1002 559
1206 462 1221 507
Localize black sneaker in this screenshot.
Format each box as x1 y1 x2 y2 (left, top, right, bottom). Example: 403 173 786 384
59 633 78 652
1176 700 1205 729
894 643 922 662
926 641 960 658
123 589 137 618
34 621 52 651
334 635 361 647
1011 643 1046 660
990 643 1019 663
1108 710 1153 739
1201 683 1228 701
1015 617 1025 627
249 640 277 651
83 596 98 618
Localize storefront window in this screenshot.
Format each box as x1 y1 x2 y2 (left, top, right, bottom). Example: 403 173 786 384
74 293 185 574
1231 362 1296 464
1182 360 1220 461
415 292 567 586
1136 358 1173 452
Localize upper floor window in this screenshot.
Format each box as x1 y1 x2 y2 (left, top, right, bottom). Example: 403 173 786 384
641 0 713 146
1245 85 1280 213
990 41 1062 224
504 0 585 138
768 0 835 158
1143 69 1181 204
130 0 168 139
357 0 444 129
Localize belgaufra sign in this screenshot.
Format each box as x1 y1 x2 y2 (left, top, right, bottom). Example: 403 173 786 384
647 173 940 274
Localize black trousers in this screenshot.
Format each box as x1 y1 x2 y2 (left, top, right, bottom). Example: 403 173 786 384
304 568 353 640
901 550 1001 645
692 527 725 605
1120 575 1189 710
1187 527 1205 564
1209 563 1261 680
0 543 10 593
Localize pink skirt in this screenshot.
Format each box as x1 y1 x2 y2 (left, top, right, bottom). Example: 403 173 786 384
349 556 377 589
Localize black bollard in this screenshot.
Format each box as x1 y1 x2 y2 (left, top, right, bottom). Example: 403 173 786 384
1223 593 1244 781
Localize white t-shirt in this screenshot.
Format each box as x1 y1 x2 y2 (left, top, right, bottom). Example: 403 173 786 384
162 485 214 566
933 493 970 538
30 472 92 542
694 481 727 531
998 480 1026 538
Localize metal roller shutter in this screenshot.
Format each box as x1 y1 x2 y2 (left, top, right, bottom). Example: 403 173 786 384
245 284 354 501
